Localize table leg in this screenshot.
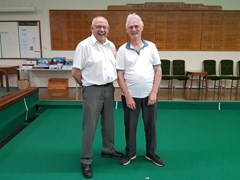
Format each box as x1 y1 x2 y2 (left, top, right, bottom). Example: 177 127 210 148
17 70 20 80
0 73 3 87
190 74 193 89
4 72 10 92
205 75 208 95
198 75 201 89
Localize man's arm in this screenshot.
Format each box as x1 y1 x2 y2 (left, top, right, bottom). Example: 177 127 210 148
148 65 162 105
117 70 136 110
72 67 82 86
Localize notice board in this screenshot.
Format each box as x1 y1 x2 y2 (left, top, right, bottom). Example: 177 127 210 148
0 21 42 59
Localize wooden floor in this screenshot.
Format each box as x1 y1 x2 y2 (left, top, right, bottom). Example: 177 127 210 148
39 87 240 101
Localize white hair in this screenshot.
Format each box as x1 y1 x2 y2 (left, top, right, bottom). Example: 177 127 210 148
91 16 109 26
125 13 144 28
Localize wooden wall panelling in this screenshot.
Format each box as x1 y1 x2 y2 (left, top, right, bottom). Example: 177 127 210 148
201 11 240 50
50 10 68 50
101 11 128 49
155 11 168 49
50 10 129 50
49 9 240 51
66 10 92 50
201 11 224 50
222 11 240 50
64 10 105 50
165 11 203 50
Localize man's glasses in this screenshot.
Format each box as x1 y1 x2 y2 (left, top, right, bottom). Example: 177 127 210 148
92 25 109 30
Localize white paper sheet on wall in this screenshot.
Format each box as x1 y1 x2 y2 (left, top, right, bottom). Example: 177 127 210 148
19 21 41 58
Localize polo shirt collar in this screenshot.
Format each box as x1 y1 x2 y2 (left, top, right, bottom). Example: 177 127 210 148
125 40 149 50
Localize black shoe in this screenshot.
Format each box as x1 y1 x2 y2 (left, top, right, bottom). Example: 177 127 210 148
81 164 93 178
120 154 137 165
101 151 123 158
145 153 165 167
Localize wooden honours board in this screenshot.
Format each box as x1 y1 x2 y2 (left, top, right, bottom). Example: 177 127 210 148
201 11 240 50
49 3 240 51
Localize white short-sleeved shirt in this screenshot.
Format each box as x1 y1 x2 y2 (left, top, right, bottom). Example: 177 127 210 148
73 34 117 86
116 40 161 98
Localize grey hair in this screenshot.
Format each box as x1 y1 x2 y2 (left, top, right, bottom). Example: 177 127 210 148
125 13 144 28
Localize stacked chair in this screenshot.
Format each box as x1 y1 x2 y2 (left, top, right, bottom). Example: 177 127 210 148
161 59 174 99
202 59 221 100
219 59 239 99
161 59 173 89
226 60 240 98
236 61 240 93
160 59 189 99
171 59 189 91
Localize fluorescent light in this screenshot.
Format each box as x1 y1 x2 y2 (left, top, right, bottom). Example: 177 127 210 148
0 7 36 12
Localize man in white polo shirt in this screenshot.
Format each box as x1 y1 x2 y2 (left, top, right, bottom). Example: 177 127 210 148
116 13 165 167
72 16 122 178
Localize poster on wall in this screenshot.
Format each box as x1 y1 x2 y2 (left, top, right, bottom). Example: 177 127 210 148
0 22 20 58
18 21 41 58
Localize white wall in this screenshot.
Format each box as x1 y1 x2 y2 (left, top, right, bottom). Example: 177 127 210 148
0 0 240 87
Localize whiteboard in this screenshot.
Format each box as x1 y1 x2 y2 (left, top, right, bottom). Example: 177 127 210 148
0 21 42 58
0 22 20 58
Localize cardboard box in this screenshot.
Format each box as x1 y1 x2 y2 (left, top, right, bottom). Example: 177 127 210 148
48 78 68 90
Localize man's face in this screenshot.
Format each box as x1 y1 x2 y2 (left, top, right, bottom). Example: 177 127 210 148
126 19 143 40
91 17 109 44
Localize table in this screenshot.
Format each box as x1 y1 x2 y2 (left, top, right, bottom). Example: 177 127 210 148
1 98 240 180
18 68 80 99
18 68 72 86
186 71 208 98
0 66 20 92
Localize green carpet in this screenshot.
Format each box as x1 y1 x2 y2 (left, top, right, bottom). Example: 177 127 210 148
0 108 240 179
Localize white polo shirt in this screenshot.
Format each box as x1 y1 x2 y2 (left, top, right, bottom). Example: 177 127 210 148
116 40 161 98
73 34 117 86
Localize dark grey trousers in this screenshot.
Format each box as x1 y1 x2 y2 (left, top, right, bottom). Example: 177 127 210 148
80 84 115 165
122 95 157 157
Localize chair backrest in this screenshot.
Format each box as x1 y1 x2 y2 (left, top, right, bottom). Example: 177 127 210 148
203 59 217 76
161 59 171 75
172 59 185 75
220 59 234 76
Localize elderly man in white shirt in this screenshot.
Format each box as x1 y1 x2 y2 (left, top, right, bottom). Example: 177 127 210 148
116 13 165 167
72 16 122 179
